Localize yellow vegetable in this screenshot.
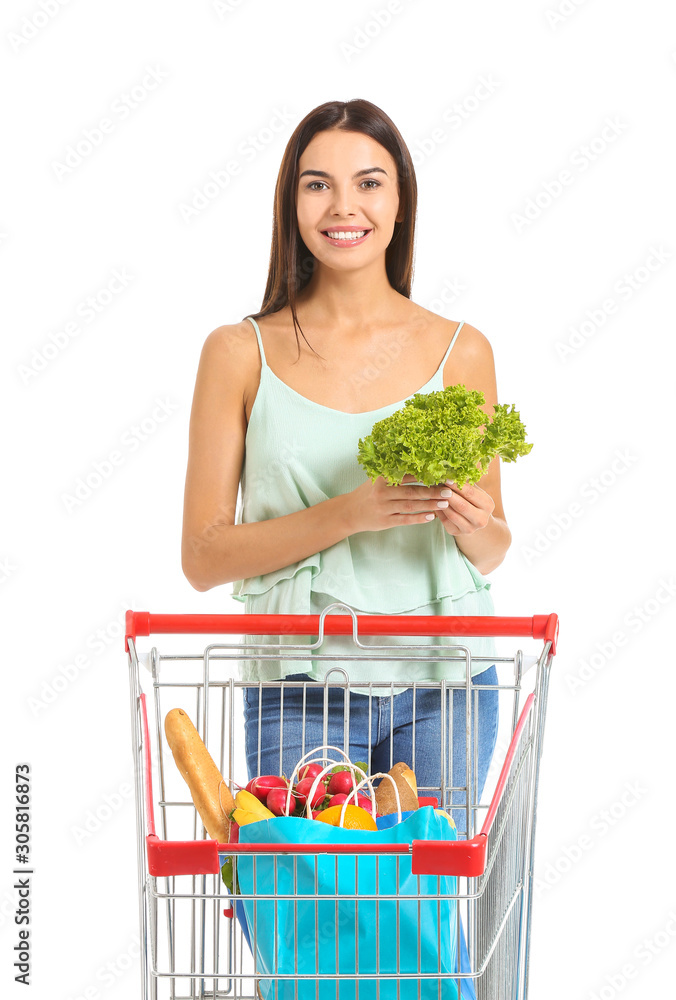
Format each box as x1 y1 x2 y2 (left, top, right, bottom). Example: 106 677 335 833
434 809 457 829
234 789 275 819
232 808 272 827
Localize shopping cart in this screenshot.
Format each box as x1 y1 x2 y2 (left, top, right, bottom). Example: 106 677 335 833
125 606 558 999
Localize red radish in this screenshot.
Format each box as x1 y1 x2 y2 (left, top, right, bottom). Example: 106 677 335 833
246 775 288 804
266 787 296 816
327 770 358 797
294 777 325 808
346 792 374 812
311 810 323 819
329 792 374 812
297 762 325 782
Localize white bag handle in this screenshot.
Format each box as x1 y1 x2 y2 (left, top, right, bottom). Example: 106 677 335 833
285 745 404 824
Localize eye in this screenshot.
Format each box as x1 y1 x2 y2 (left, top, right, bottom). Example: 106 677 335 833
305 179 381 191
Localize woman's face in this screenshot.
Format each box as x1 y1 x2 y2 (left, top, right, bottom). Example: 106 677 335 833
296 129 404 270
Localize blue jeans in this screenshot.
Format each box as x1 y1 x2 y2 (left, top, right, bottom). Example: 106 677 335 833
242 665 499 837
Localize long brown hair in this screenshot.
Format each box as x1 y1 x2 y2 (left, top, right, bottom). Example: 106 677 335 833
245 99 418 363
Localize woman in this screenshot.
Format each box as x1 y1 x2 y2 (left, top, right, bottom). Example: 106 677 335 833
181 99 511 837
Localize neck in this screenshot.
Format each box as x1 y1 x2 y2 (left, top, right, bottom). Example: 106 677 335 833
296 258 403 330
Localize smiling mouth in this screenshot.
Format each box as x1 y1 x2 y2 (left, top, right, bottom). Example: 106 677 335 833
320 229 372 245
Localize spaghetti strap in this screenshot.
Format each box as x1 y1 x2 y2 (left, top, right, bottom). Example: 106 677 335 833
245 315 267 369
442 320 464 367
245 314 464 392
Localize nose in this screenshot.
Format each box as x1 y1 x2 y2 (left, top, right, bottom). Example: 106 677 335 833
329 181 360 217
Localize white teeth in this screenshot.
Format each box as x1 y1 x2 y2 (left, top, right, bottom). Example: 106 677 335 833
324 230 367 240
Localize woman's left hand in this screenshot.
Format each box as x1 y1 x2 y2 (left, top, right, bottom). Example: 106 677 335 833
435 479 495 535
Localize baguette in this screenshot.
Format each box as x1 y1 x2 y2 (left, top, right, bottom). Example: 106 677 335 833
164 708 234 841
374 762 419 816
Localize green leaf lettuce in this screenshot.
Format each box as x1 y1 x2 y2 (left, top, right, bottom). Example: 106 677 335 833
357 384 533 488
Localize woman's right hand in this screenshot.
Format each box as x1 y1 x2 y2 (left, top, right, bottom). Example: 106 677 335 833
341 474 451 534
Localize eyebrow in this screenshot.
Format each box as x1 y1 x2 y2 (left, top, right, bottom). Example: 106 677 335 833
298 167 389 180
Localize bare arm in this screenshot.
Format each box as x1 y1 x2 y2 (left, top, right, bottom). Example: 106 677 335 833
181 325 356 592
435 323 512 575
185 496 356 592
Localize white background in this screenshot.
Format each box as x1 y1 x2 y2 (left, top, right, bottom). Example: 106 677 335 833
2 0 676 997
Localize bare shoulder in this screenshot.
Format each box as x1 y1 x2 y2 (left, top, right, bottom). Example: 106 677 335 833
199 318 260 390
406 303 497 401
409 301 494 363
200 318 258 362
452 319 495 365
447 319 497 400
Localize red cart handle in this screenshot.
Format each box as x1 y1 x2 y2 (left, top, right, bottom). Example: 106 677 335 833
126 611 558 655
143 834 489 879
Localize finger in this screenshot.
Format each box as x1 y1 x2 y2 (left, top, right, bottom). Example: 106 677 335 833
399 479 445 499
434 510 462 534
444 480 489 503
398 475 428 493
435 505 474 534
443 483 494 526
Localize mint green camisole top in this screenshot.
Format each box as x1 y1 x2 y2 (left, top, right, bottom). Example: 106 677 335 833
231 315 497 693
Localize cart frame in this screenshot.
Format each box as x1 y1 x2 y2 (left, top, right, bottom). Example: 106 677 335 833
125 608 558 1000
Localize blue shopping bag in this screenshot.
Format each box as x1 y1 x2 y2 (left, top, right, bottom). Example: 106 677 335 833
230 806 476 1000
